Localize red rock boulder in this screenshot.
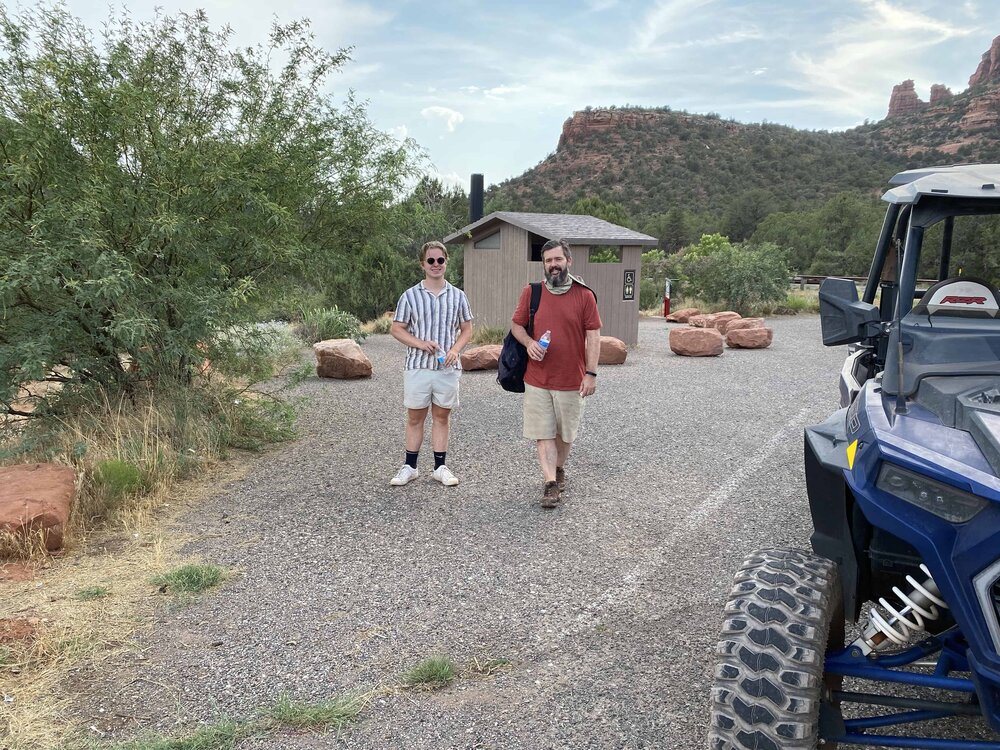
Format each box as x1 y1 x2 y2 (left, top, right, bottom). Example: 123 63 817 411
598 337 627 365
0 463 75 551
727 327 774 349
669 327 724 357
314 339 373 379
688 314 713 328
665 307 701 323
461 345 501 371
712 312 742 333
725 318 765 332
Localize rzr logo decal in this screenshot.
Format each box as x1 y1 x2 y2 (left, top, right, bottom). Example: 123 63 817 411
939 295 987 305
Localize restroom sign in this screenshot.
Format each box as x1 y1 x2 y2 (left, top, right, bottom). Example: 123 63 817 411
623 269 636 301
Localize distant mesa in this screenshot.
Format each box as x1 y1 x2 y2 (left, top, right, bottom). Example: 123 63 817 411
558 107 740 149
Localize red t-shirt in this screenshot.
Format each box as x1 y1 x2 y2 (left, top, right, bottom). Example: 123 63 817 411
512 283 602 391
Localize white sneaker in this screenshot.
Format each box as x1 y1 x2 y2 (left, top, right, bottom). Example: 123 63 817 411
431 465 459 486
390 465 419 486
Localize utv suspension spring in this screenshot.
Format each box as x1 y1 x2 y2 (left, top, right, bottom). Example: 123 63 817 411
855 564 949 654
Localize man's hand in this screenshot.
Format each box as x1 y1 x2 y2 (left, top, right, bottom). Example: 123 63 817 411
527 340 545 361
417 339 438 355
444 348 460 367
580 373 597 397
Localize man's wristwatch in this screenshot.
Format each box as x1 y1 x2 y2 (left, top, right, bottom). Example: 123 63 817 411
585 370 597 377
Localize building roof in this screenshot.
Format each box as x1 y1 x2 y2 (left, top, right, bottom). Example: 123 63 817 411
884 164 1000 205
443 211 659 247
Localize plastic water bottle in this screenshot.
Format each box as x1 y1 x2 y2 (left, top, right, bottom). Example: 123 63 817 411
538 330 551 359
437 349 446 366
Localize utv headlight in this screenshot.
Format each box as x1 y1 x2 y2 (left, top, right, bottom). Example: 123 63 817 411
876 462 988 523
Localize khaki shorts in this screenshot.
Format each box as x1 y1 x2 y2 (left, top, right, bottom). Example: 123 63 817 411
404 368 460 410
523 383 584 443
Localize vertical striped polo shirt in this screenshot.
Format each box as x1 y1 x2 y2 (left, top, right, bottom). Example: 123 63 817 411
393 280 474 370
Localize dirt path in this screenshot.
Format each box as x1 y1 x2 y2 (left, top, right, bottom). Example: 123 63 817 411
63 316 849 749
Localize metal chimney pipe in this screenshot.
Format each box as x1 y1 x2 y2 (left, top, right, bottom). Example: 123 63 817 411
470 173 484 223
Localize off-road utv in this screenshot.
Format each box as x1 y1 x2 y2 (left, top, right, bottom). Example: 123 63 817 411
709 164 1000 749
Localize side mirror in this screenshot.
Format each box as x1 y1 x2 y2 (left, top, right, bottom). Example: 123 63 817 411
819 278 880 346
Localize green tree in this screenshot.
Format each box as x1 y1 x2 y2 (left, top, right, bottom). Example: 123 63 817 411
570 196 633 227
0 5 417 406
680 237 789 314
724 189 776 242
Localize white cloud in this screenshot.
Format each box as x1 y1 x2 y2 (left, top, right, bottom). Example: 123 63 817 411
786 0 975 119
387 124 409 141
635 0 719 52
421 106 465 132
751 68 767 76
484 84 524 99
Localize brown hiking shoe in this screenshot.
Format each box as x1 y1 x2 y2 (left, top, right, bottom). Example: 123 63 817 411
556 466 566 492
541 480 561 509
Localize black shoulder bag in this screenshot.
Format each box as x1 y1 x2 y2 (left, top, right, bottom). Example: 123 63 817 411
497 283 542 393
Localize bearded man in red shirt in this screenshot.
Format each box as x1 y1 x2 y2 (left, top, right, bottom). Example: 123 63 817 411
510 239 602 509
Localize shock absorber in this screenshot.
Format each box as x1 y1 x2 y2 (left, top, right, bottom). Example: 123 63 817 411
853 564 949 656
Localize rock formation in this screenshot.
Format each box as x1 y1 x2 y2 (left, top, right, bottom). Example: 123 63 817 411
598 336 627 365
725 318 765 332
669 327 724 357
929 84 953 105
665 307 701 323
711 312 742 334
0 463 76 551
969 35 1000 88
460 345 501 371
726 327 774 349
313 339 372 379
558 108 741 149
887 80 925 118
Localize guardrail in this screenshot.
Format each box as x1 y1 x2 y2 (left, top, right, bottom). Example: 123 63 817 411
790 275 938 290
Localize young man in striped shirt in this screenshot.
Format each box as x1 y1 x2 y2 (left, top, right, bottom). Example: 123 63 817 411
389 241 474 486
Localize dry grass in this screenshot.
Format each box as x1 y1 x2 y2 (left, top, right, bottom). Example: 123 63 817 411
360 312 394 335
0 460 251 750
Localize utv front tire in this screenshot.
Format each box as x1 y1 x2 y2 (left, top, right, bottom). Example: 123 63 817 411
709 548 842 750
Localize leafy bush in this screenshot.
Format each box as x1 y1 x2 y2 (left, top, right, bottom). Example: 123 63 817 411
588 245 622 263
680 236 789 315
294 307 366 344
210 322 305 383
641 248 687 308
0 5 416 405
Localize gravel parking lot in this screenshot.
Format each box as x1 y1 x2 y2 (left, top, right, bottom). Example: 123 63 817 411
73 314 850 749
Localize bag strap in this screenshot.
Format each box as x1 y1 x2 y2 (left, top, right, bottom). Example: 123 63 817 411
527 282 542 337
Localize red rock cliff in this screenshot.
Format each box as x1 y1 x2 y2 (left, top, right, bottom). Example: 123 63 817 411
969 35 1000 88
558 108 741 149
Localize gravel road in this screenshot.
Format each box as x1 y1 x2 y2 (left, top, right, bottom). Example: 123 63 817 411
71 315 850 749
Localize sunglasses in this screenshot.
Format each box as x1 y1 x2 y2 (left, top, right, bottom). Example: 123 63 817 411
425 257 447 265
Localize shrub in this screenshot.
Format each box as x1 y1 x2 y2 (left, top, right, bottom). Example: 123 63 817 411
209 322 305 383
471 326 506 345
294 307 366 344
681 237 789 315
361 312 395 335
94 459 148 499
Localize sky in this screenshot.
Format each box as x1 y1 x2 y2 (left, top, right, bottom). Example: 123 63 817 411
47 0 1000 192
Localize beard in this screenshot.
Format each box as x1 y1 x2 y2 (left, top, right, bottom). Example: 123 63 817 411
546 267 569 285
